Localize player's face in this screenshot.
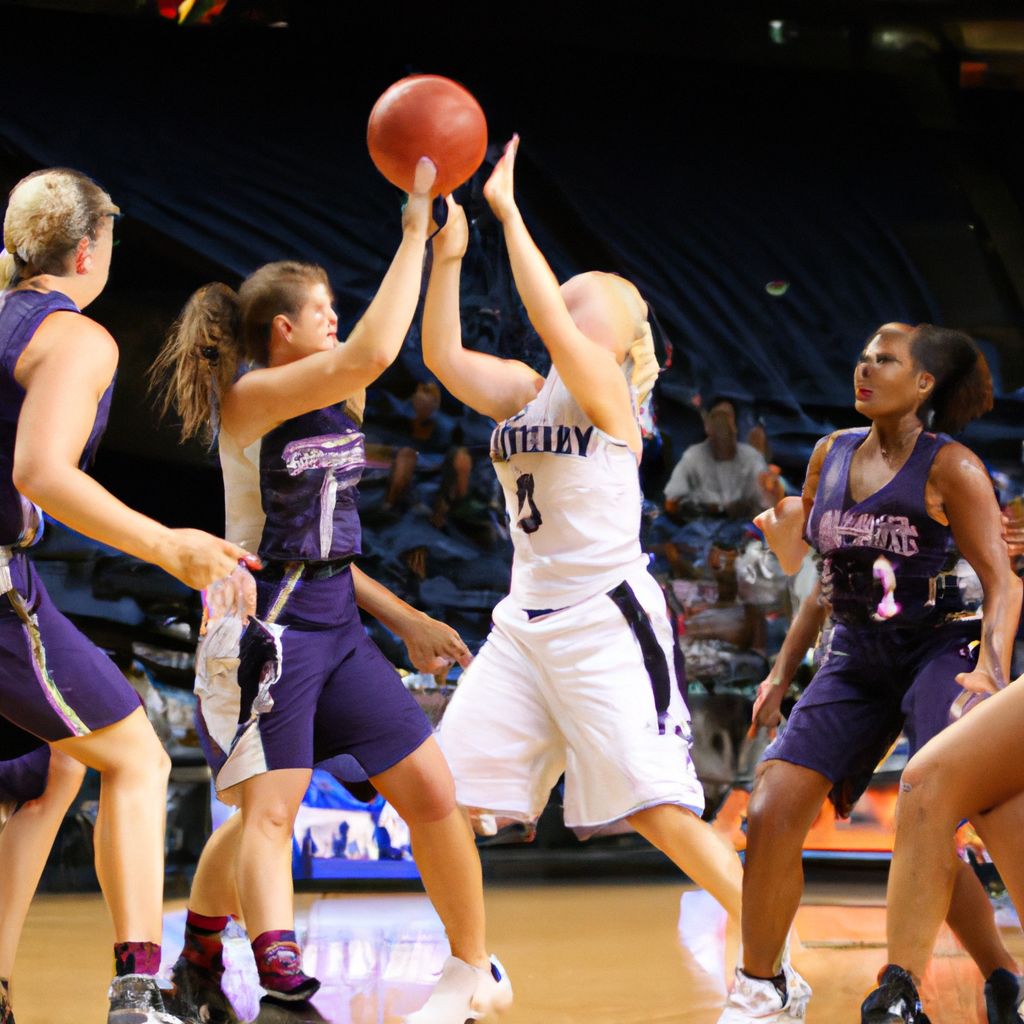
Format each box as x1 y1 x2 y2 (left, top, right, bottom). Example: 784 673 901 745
854 329 933 421
287 283 338 357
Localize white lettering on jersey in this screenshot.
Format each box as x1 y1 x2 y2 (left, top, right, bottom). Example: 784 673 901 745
818 509 919 556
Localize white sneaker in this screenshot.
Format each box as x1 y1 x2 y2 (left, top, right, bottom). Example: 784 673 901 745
404 955 513 1023
718 968 805 1023
779 941 812 1018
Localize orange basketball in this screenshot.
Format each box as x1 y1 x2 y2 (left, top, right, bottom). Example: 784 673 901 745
367 75 488 198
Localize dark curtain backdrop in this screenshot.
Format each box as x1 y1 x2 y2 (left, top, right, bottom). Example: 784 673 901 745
0 7 972 418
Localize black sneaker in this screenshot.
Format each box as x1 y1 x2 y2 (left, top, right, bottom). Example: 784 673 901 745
166 957 239 1024
255 995 329 1022
260 976 321 1005
861 964 931 1024
107 973 197 1024
0 978 14 1024
986 969 1024 1024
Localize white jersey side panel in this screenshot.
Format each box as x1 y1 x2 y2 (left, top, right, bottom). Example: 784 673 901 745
220 431 265 553
491 367 648 609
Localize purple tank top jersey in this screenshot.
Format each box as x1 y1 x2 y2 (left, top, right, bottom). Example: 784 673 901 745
806 428 964 628
0 289 113 547
258 402 365 562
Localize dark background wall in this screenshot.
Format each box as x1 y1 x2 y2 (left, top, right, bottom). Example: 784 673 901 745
0 0 1022 531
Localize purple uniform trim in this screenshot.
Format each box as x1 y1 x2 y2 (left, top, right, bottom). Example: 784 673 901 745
0 555 141 742
763 620 980 814
196 567 431 784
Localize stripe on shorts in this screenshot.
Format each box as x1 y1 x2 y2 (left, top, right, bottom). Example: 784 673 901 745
6 589 90 737
607 580 671 735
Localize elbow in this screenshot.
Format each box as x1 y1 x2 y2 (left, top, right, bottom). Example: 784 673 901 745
12 459 52 506
366 349 394 377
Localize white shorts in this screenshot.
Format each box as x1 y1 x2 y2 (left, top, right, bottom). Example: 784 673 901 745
438 568 704 834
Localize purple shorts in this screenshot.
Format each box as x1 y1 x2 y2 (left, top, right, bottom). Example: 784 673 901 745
196 566 432 791
0 554 141 744
762 620 980 814
0 715 50 805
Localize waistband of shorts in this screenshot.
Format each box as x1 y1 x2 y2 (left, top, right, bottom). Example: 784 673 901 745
255 555 357 583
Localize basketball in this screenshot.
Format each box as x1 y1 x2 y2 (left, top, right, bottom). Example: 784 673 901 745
367 75 488 197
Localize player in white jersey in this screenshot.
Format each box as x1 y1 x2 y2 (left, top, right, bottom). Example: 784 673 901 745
412 136 809 1021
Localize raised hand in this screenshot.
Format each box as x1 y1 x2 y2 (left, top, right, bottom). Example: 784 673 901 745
401 157 438 239
432 195 469 264
161 528 260 591
483 135 520 223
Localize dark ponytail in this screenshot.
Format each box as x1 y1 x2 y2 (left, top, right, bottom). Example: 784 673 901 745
150 261 330 444
910 324 993 435
149 282 241 443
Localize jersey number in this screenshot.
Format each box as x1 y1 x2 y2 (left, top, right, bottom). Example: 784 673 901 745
515 473 543 534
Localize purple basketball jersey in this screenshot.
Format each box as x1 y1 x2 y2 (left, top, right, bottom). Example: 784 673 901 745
0 289 113 546
257 403 365 562
806 428 963 627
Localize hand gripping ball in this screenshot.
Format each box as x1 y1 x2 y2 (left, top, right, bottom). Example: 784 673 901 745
367 75 488 197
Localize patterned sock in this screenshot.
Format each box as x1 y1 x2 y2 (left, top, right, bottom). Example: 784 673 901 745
114 941 162 977
0 978 10 1024
251 930 318 999
182 911 229 974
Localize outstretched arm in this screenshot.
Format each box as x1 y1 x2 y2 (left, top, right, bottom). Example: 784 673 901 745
223 159 438 447
935 444 1023 694
483 138 640 451
422 196 543 422
351 566 472 675
13 313 254 590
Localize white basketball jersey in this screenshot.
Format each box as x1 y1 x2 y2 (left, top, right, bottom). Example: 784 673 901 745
491 365 648 610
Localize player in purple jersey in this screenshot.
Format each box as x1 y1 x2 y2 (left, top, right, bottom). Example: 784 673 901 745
151 159 512 1024
720 323 1023 1024
0 169 254 1024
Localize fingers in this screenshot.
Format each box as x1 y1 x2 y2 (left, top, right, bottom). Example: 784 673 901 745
505 133 520 164
411 156 437 196
238 550 262 570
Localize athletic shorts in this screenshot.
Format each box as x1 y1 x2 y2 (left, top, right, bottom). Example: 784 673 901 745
438 567 704 834
195 566 432 793
0 554 141 744
0 715 50 807
762 619 981 814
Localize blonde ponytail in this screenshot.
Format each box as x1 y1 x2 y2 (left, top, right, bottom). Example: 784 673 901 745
149 282 240 444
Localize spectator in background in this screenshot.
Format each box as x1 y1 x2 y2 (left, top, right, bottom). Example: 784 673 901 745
664 399 768 520
367 381 474 529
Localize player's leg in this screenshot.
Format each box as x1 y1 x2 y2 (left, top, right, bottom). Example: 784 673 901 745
884 679 1024 984
55 708 171 954
898 636 1020 982
628 803 743 918
0 746 84 984
737 758 831 975
370 737 487 970
398 619 562 1023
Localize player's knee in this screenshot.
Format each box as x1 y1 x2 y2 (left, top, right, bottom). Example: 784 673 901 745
247 799 299 841
48 749 87 794
394 775 457 824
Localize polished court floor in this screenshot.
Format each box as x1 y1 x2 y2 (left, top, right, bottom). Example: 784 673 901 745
11 880 1023 1023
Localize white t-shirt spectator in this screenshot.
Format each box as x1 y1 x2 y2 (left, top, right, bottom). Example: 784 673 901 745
663 439 768 510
